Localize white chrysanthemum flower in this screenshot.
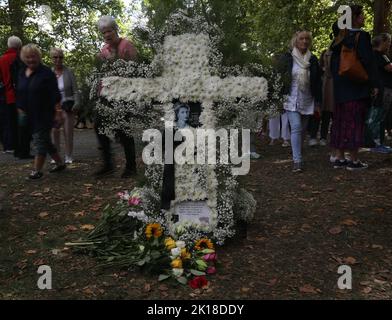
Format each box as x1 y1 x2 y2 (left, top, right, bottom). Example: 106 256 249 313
175 241 186 249
171 247 181 258
172 268 184 278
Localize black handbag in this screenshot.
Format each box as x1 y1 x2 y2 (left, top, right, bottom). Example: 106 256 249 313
61 100 75 113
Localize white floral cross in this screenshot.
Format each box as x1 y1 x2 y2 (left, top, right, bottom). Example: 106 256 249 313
100 33 268 105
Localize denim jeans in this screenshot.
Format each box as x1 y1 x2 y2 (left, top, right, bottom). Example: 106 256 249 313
286 111 310 164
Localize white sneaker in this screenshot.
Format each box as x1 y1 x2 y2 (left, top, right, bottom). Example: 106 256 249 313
65 156 73 164
330 155 338 163
308 139 319 147
282 140 291 148
250 152 261 160
319 139 327 147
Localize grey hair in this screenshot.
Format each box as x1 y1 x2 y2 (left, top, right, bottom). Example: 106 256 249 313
50 47 64 58
97 15 118 33
290 30 313 50
7 36 22 49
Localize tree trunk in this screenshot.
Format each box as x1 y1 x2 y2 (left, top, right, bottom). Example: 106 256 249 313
8 0 26 41
374 0 392 34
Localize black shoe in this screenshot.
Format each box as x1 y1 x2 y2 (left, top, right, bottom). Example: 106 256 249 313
346 161 368 171
121 168 137 179
49 164 66 173
94 166 115 177
28 171 43 180
333 159 348 169
292 162 303 173
19 154 35 160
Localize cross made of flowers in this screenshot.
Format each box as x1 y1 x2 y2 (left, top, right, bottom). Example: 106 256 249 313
99 33 268 109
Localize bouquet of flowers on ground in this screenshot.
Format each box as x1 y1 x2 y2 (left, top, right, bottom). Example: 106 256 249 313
158 236 218 288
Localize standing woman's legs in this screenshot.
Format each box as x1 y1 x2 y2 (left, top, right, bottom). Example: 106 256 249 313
269 116 280 145
63 110 74 160
320 111 333 141
281 112 291 142
287 111 303 164
51 110 64 155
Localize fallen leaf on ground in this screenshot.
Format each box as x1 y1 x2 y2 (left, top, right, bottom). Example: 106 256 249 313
65 225 78 232
26 250 37 255
38 212 50 219
73 211 85 218
30 192 43 197
299 284 318 294
343 257 357 265
144 283 151 293
329 226 343 235
362 287 372 294
81 224 95 231
33 259 45 266
341 219 358 226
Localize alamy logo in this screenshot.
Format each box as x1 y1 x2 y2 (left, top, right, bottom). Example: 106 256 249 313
337 265 352 290
338 5 353 30
142 123 251 176
37 265 52 290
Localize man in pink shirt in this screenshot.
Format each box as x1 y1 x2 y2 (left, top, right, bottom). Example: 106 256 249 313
94 16 138 178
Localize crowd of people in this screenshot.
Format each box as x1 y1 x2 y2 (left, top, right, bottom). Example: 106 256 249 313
264 4 392 172
1 4 392 179
0 16 138 180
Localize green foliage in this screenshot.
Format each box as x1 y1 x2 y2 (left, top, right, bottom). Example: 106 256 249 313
0 0 385 101
140 0 376 63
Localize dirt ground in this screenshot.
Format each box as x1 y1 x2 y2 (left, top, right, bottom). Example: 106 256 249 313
1 130 392 300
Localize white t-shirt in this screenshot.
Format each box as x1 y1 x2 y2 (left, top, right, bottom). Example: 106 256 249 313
283 59 315 115
57 75 66 103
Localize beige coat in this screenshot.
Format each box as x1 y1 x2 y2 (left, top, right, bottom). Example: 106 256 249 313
321 49 335 113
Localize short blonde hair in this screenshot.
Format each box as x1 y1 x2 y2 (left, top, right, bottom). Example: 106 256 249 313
20 44 42 64
290 30 313 50
50 47 64 58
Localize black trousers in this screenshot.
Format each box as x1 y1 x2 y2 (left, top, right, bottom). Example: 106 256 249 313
0 103 17 151
308 111 333 140
15 123 32 157
95 116 136 170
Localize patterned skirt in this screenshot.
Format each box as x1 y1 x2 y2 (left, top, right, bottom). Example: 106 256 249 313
330 99 369 150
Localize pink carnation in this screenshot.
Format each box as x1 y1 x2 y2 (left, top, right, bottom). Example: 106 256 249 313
128 197 142 206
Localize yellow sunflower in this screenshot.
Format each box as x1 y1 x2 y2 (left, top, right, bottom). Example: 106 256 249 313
171 258 183 269
145 223 163 240
165 237 176 250
194 238 214 251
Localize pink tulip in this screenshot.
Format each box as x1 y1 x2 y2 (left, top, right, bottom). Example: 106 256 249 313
206 266 217 275
203 253 217 262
